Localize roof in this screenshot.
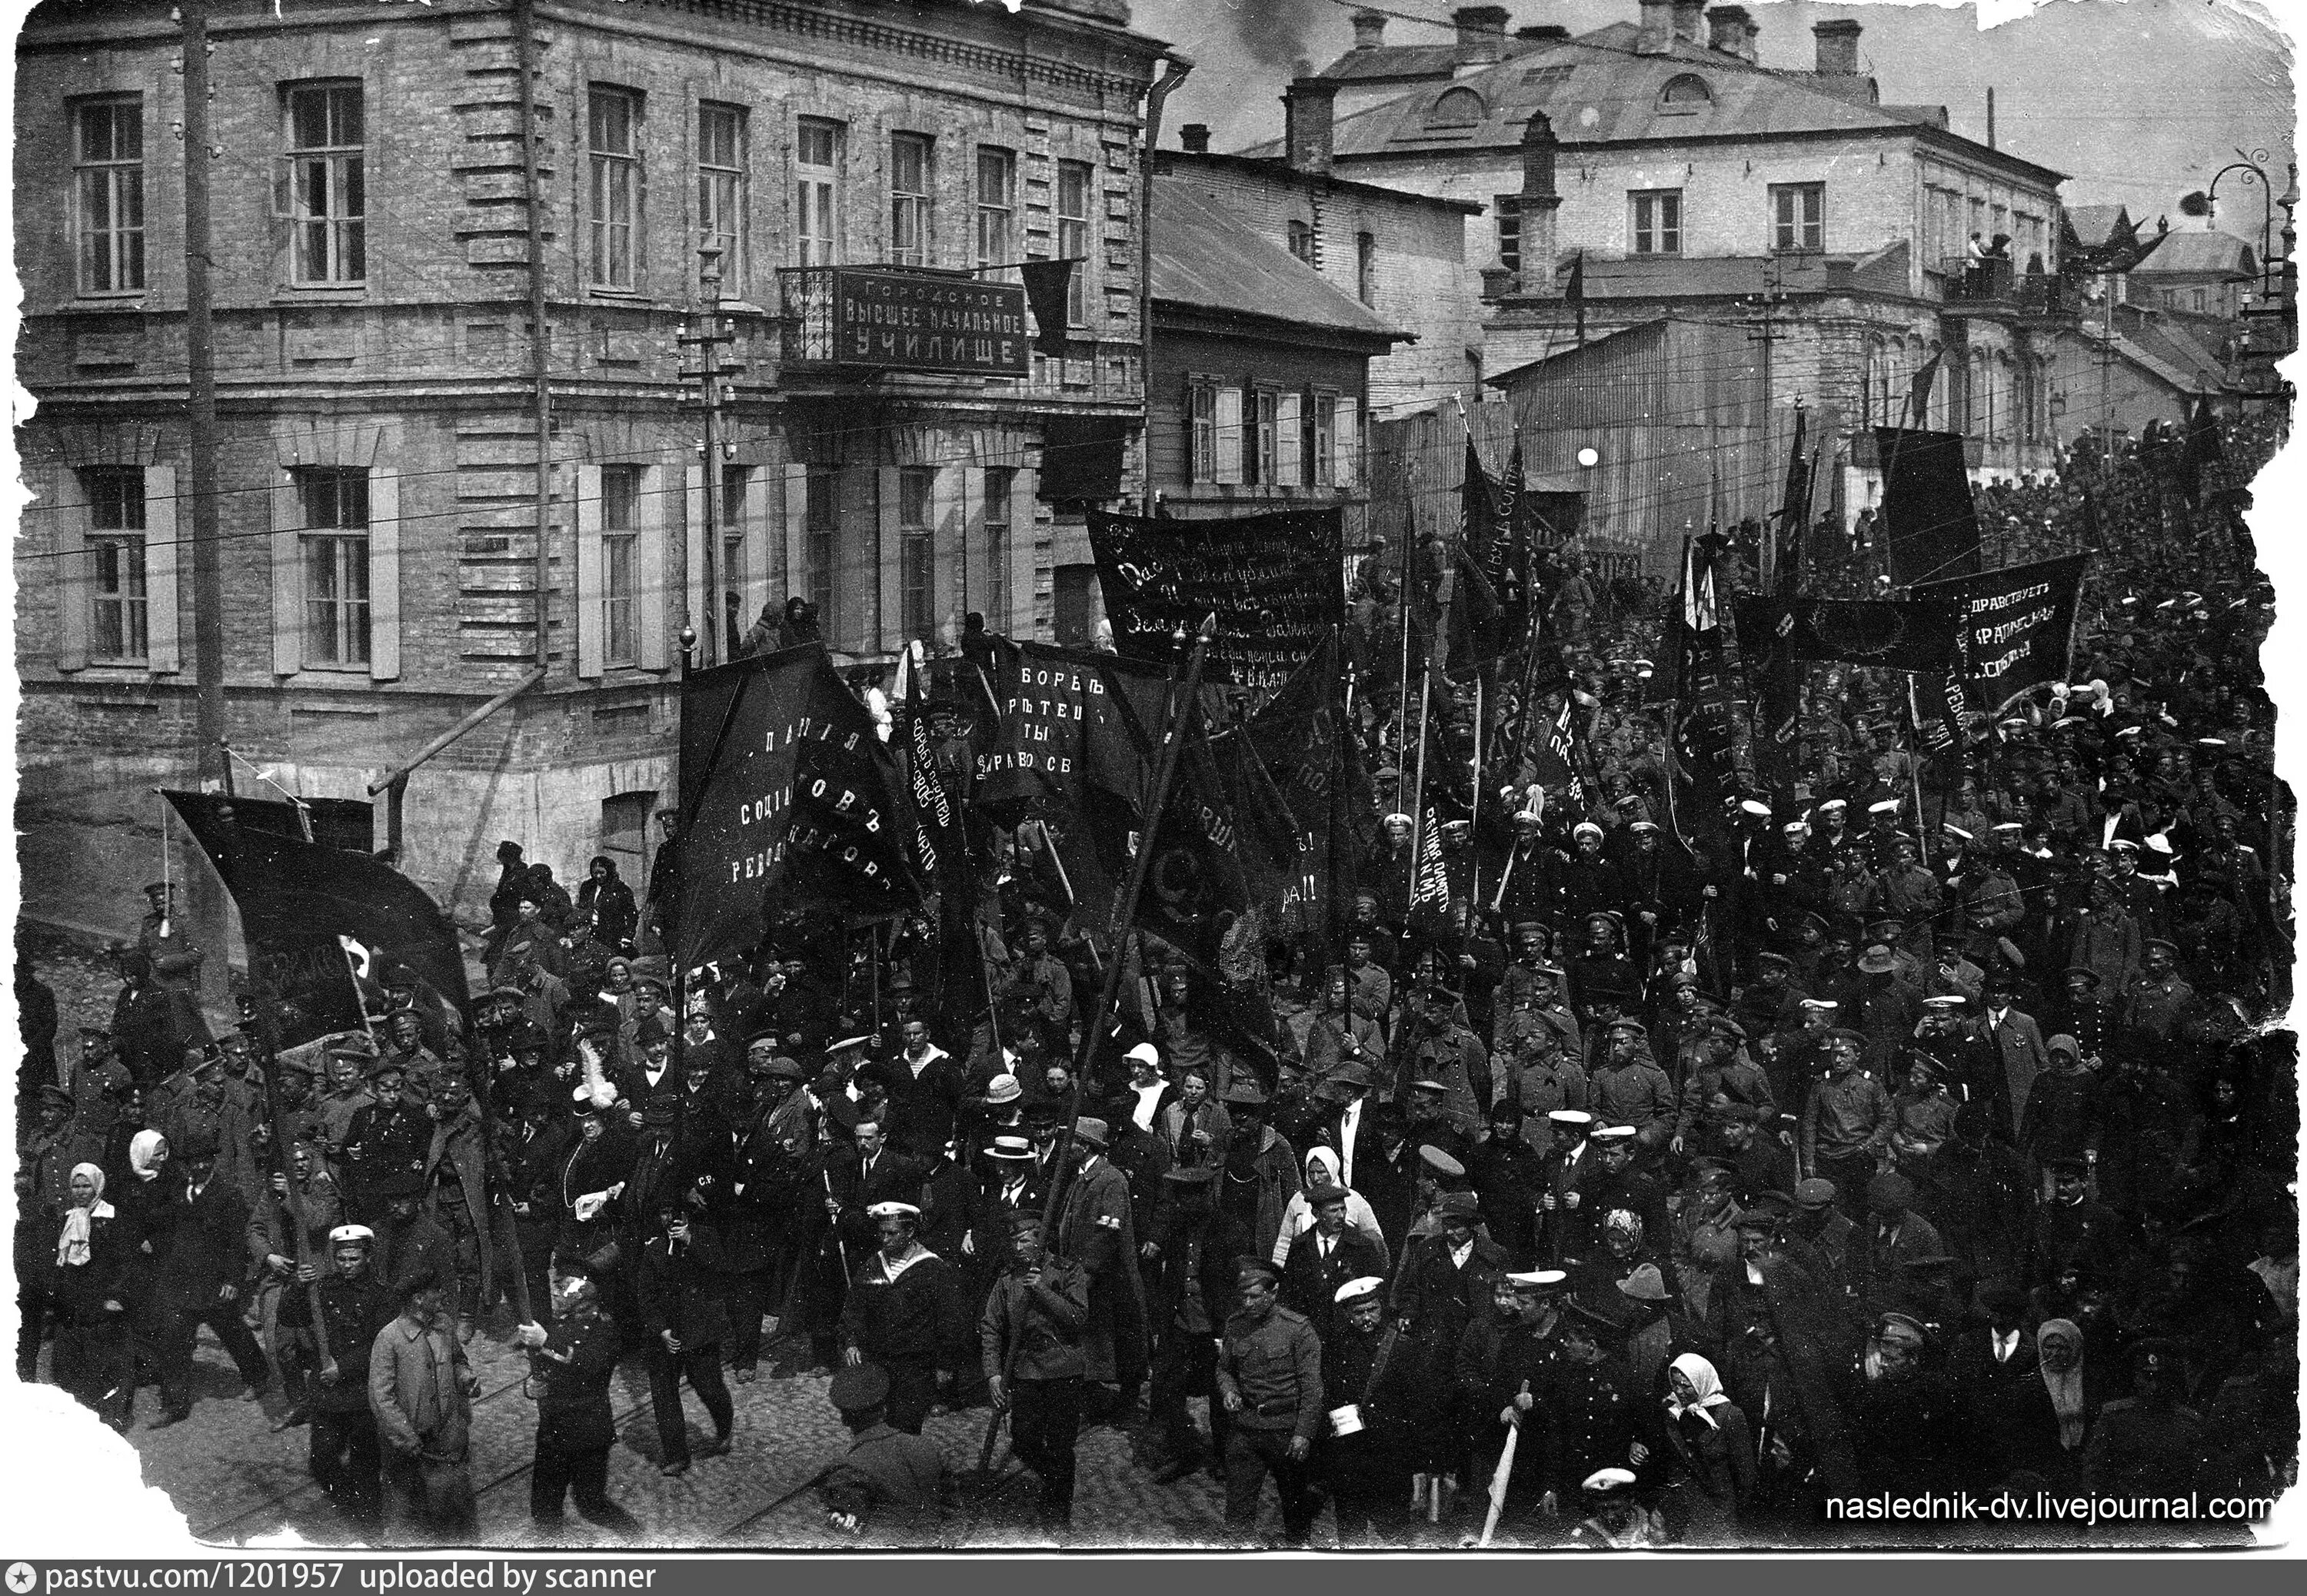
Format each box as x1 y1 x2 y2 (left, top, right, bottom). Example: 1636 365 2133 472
1154 149 1483 215
2063 204 2136 251
1150 178 1407 344
2126 314 2232 390
1315 44 1474 85
1510 249 1866 302
1241 24 2062 185
1484 318 1666 388
2131 230 2258 281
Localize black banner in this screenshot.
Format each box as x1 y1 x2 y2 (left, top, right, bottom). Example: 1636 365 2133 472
1914 553 2091 713
1876 427 1983 587
1667 537 1756 825
1248 632 1375 939
1731 596 1964 675
672 644 920 971
162 791 468 1049
1087 507 1343 704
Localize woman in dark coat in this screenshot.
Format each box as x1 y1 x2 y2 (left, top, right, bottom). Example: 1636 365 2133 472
50 1162 138 1431
1999 1318 2108 1490
574 857 639 955
1638 1352 1755 1544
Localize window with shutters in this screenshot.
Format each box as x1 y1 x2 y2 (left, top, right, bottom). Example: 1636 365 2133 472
1770 182 1824 253
74 98 145 294
898 467 935 640
975 147 1015 274
82 466 148 662
1494 196 1521 274
1250 389 1280 485
803 467 837 620
697 102 747 291
1631 189 1681 256
588 88 641 288
797 118 841 266
283 83 365 284
890 132 932 267
1187 381 1217 483
297 467 370 667
600 464 643 667
984 467 1014 627
1057 161 1093 324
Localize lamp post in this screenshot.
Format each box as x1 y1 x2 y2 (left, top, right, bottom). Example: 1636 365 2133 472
2202 149 2275 300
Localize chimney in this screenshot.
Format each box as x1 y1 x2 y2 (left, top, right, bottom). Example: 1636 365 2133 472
1453 6 1510 65
1516 25 1571 43
1637 0 1675 55
1813 17 1862 76
1516 110 1563 294
1673 0 1706 44
1179 123 1210 155
1351 9 1386 50
1707 6 1757 63
1281 78 1339 177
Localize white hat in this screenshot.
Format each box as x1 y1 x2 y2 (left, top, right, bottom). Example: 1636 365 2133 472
1590 1125 1636 1143
1573 821 1603 840
1334 1275 1386 1305
1583 1467 1639 1493
865 1201 922 1221
1799 998 1839 1011
1818 798 1848 811
1739 799 1773 817
829 1035 874 1054
1547 1109 1593 1127
1868 799 1901 814
1125 1042 1161 1069
329 1224 375 1246
1943 824 1973 841
1505 1268 1567 1290
1383 811 1413 827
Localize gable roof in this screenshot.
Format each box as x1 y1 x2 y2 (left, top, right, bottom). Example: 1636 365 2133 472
2063 203 2136 251
2131 229 2258 280
1150 178 1407 344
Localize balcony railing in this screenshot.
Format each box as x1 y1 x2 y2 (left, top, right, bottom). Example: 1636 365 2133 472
1938 254 2071 314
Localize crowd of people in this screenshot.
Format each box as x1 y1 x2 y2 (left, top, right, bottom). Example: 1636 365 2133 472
12 410 2298 1549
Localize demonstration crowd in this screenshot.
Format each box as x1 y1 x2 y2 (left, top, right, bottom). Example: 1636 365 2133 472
12 411 2298 1550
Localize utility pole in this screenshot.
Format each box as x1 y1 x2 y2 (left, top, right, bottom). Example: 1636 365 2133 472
181 0 228 1007
679 242 741 663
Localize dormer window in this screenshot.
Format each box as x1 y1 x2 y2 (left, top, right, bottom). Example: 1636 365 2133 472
1427 87 1486 128
1659 74 1712 113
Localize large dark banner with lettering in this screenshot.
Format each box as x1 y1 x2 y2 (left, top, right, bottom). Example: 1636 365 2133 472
1730 597 1964 676
673 644 920 970
1915 553 2090 712
1249 632 1375 938
1876 427 1983 587
833 268 1030 376
163 790 468 1049
1087 507 1343 704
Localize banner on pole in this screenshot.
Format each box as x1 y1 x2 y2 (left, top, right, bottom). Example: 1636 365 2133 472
1730 596 1964 675
1914 553 2090 711
1876 427 1983 587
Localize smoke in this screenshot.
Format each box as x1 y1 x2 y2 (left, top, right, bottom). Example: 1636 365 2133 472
1230 0 1333 71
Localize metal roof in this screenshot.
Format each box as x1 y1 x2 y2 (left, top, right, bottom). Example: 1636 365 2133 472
2130 230 2259 280
1150 178 1407 343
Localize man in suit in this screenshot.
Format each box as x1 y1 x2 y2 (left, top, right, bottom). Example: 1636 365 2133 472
1537 1109 1596 1265
1945 1279 2039 1486
1051 1117 1148 1413
633 1195 736 1475
1858 1171 1946 1303
1979 973 2051 1142
1279 1181 1387 1348
827 1112 929 1268
147 1130 273 1425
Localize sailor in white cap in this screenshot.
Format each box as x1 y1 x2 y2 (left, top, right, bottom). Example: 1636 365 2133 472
1318 1273 1400 1546
837 1198 960 1436
276 1220 398 1518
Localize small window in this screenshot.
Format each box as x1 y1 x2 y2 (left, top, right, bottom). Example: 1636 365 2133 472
796 118 842 267
1250 390 1280 485
74 98 145 294
1188 381 1217 484
1427 87 1486 128
891 132 932 268
1771 182 1824 253
599 464 643 667
1632 189 1682 256
1309 394 1337 488
284 82 365 284
1287 219 1314 264
1659 74 1712 112
1494 196 1521 274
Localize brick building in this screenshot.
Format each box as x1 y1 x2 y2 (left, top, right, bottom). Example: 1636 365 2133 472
14 0 1166 939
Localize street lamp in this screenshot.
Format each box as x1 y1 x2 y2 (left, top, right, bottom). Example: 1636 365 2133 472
2193 148 2275 296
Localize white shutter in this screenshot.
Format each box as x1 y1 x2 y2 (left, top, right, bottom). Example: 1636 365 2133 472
638 463 669 670
52 467 90 672
1335 394 1361 487
142 466 181 673
741 467 774 618
1215 386 1243 485
684 462 709 664
574 463 604 679
271 474 303 676
1275 393 1303 488
366 471 400 681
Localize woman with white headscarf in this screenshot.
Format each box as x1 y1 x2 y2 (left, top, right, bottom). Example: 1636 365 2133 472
1268 1145 1388 1268
1632 1351 1754 1543
51 1162 135 1430
2004 1318 2100 1488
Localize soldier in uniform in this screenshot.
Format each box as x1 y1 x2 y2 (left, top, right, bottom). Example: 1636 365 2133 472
277 1224 397 1534
418 1071 496 1339
520 1272 641 1538
1215 1259 1325 1548
2121 939 2195 1049
818 1362 957 1544
1051 1116 1149 1411
979 1211 1090 1536
341 1056 431 1227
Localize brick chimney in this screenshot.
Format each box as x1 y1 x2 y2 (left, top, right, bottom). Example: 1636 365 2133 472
1516 110 1563 295
1673 0 1706 44
1707 5 1757 63
1179 124 1210 155
1453 6 1510 65
1637 0 1675 55
1281 78 1339 176
1813 17 1862 76
1351 9 1386 49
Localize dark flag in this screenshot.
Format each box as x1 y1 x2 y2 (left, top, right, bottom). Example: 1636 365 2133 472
1876 426 1983 587
1528 696 1593 816
161 790 469 1049
1019 258 1078 357
1914 552 2091 713
2181 394 2225 507
1087 507 1343 706
671 643 921 972
1566 250 1586 343
1248 632 1374 940
1773 404 1813 596
1666 534 1756 824
1730 596 1963 675
1906 351 1943 428
1493 441 1533 640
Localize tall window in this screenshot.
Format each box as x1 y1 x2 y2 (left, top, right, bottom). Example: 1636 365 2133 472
1188 381 1217 483
1357 232 1377 305
1631 190 1682 256
82 466 148 661
284 83 365 284
598 465 643 666
1250 390 1280 484
719 463 750 657
890 132 932 267
588 88 641 288
297 467 370 667
1771 183 1824 253
984 467 1014 626
804 467 836 622
1494 197 1521 274
1310 394 1337 487
74 98 144 294
898 467 935 640
1057 160 1093 325
1287 219 1314 264
697 103 747 289
975 147 1014 274
796 118 841 266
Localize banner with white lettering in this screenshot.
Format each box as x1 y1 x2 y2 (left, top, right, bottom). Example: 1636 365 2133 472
671 644 920 971
1913 553 2090 713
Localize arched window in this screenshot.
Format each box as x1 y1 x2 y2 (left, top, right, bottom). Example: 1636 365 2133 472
1427 87 1486 128
1659 74 1712 111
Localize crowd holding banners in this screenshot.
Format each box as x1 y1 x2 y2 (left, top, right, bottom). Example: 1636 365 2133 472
11 400 2299 1548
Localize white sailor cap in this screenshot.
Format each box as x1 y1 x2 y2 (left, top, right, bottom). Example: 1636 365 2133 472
1590 1125 1636 1143
329 1225 376 1247
1506 1268 1568 1292
1799 998 1839 1011
1583 1467 1640 1493
865 1201 922 1221
828 1035 874 1054
1573 821 1603 840
1868 799 1902 814
1547 1109 1593 1127
1334 1275 1387 1306
1942 824 1973 841
1921 995 1967 1009
1817 798 1848 812
1739 799 1773 817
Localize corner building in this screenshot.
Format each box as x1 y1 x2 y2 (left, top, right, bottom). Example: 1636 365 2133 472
15 0 1164 934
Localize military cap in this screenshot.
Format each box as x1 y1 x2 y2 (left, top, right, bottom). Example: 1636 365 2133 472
827 1034 873 1056
1603 1018 1648 1038
828 1363 892 1414
328 1224 376 1248
1548 1109 1593 1130
1235 1258 1282 1286
1875 1312 1929 1348
1733 1192 1796 1229
1793 1178 1839 1211
1823 1026 1868 1049
2045 1155 2089 1176
1590 1125 1636 1144
1866 1172 1916 1210
1754 950 1794 970
1563 1298 1626 1336
1436 1191 1481 1219
1582 1468 1639 1495
1418 1145 1466 1179
1334 1275 1385 1306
